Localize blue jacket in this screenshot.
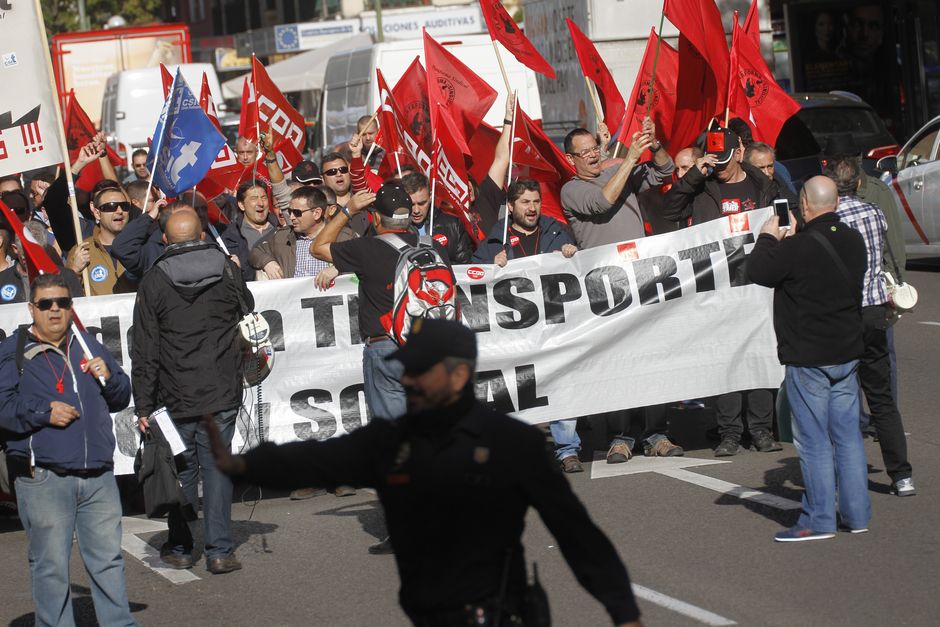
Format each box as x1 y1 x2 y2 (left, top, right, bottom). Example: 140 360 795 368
472 215 573 263
0 329 131 470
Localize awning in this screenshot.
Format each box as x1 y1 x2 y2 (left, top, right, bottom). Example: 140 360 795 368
221 33 373 98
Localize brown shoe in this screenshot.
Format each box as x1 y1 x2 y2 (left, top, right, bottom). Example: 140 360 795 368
207 554 242 575
560 456 584 473
606 442 632 464
290 487 325 500
159 544 193 570
334 485 357 497
644 437 684 457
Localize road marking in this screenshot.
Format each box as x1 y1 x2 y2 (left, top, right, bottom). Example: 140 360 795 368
917 321 940 326
121 517 201 584
590 453 802 511
633 584 737 626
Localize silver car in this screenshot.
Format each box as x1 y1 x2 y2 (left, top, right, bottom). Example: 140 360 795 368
878 115 940 254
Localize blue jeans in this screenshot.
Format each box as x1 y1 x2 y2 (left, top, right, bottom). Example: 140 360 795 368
550 419 581 461
167 409 236 560
15 468 136 627
362 340 406 421
786 363 871 532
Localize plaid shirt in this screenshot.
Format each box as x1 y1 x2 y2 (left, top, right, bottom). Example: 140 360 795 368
835 196 888 307
293 236 331 278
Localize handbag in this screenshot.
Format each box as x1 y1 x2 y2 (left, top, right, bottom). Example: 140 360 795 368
134 423 194 520
884 238 917 312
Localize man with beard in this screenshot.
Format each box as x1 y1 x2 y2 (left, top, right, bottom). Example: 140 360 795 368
204 319 643 627
222 181 279 281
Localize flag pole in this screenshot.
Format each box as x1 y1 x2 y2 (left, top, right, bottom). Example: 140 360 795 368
429 172 437 235
647 12 667 118
724 11 739 127
491 40 513 94
252 55 260 186
584 76 604 128
502 91 518 246
34 2 90 296
395 152 402 179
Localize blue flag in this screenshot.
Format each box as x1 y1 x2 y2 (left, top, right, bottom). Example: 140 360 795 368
146 70 226 197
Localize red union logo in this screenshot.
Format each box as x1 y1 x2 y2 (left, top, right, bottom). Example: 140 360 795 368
432 233 448 246
467 266 485 280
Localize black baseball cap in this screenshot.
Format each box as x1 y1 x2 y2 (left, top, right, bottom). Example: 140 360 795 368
387 319 477 374
374 182 412 218
292 160 323 184
704 127 740 165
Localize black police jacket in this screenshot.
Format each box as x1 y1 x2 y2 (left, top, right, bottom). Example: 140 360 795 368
240 391 640 624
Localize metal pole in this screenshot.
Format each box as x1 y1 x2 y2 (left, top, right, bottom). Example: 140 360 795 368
77 0 89 30
375 0 385 43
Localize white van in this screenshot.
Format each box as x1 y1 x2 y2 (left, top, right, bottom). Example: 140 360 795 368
101 63 226 165
319 34 543 154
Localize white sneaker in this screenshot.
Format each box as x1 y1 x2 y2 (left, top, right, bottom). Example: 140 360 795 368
890 477 916 497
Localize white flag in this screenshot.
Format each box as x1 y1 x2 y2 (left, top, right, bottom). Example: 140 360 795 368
0 1 65 175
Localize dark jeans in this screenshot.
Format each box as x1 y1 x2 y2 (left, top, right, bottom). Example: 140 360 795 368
859 305 912 482
606 404 670 449
167 409 237 560
716 389 774 440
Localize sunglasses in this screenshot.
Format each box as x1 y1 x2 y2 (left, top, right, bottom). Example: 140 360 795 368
33 297 73 311
323 166 349 176
288 207 321 218
97 201 131 213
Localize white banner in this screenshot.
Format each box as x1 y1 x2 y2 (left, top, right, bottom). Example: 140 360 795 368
0 208 785 474
0 0 65 175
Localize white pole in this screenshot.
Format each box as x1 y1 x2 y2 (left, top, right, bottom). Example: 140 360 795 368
429 175 436 235
502 91 518 246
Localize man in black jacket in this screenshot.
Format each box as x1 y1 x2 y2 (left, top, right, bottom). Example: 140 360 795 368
400 172 473 264
747 176 871 541
205 319 643 627
663 127 786 456
132 209 254 574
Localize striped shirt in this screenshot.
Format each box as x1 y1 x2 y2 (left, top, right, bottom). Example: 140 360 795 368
293 236 331 278
835 196 888 307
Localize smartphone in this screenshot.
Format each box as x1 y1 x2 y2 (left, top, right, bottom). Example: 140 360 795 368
774 199 790 229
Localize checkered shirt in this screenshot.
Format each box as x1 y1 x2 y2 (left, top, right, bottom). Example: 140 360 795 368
835 195 888 307
293 235 331 278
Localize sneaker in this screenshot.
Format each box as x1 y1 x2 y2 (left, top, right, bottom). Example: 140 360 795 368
606 442 632 464
714 436 741 457
368 536 394 555
751 430 783 453
774 527 835 542
207 553 242 574
560 456 584 473
644 437 684 457
159 544 194 570
334 485 357 497
890 477 916 497
839 526 869 534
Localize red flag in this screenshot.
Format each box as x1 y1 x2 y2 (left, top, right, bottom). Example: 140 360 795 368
237 77 258 143
196 76 243 199
160 64 174 100
516 109 577 182
663 0 729 88
742 0 761 48
729 17 800 147
390 57 433 155
431 103 483 242
566 18 626 132
621 29 678 155
423 31 498 138
237 58 305 177
64 91 122 189
200 73 223 132
0 199 59 281
377 68 432 175
478 0 555 79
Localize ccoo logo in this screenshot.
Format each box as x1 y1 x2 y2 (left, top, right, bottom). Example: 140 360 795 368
466 267 486 280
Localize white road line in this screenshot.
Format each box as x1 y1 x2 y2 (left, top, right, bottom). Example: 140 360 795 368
121 517 201 584
633 584 737 626
655 467 802 510
918 321 940 326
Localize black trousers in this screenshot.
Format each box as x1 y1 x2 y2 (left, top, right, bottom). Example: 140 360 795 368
860 305 912 482
715 389 774 440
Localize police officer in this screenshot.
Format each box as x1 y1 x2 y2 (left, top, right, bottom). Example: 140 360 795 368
205 319 642 626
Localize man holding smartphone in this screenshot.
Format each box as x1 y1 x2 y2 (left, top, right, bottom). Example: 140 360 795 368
662 126 793 456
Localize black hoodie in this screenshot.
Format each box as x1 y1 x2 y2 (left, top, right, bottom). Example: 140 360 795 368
131 240 254 419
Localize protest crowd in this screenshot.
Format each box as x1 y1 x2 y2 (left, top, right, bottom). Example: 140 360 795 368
0 0 918 625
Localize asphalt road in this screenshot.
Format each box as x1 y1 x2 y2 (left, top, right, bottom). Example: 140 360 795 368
3 260 940 626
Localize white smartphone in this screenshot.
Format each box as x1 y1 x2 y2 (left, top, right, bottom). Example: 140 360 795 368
774 199 791 229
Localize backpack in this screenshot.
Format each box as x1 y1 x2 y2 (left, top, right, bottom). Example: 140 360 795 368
377 233 458 345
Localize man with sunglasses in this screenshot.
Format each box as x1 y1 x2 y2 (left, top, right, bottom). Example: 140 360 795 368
561 117 674 249
66 187 134 295
321 152 369 236
0 273 136 626
249 186 333 279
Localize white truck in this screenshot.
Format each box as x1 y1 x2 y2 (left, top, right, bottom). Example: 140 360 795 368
318 33 543 154
522 0 771 142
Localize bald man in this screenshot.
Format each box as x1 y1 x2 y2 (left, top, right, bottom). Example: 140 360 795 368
747 176 872 542
132 206 254 574
674 147 704 181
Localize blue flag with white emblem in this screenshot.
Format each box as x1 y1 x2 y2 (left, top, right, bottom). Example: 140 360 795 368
146 70 226 197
